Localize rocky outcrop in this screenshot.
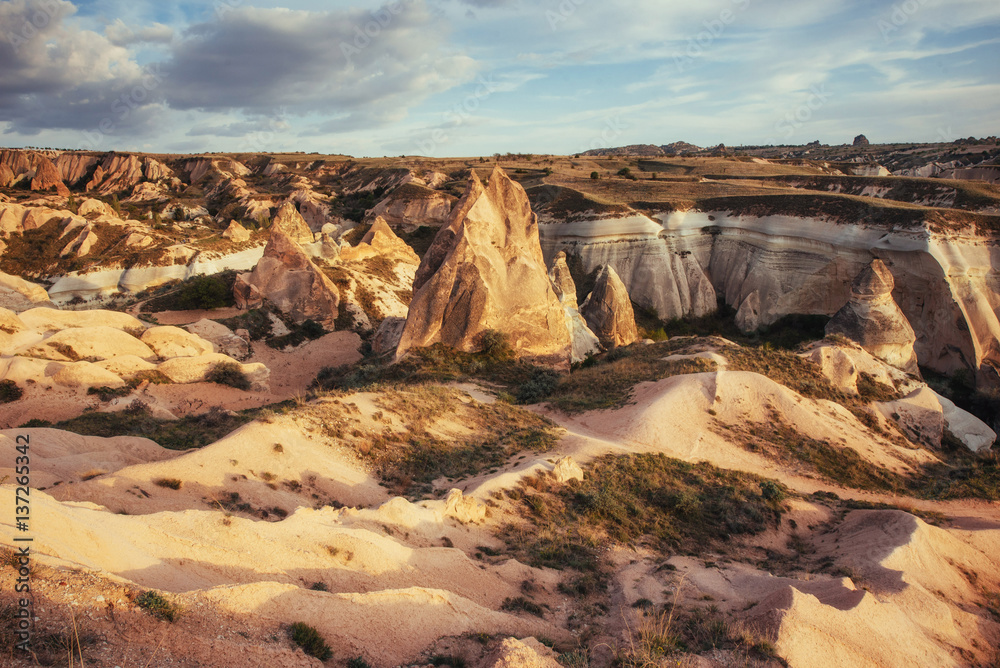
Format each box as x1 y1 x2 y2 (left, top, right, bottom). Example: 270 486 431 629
30 156 70 196
222 220 251 243
140 326 215 360
0 164 13 187
233 226 340 329
270 201 315 246
25 326 157 362
481 638 562 668
78 198 118 219
157 352 268 389
370 183 456 231
55 154 99 186
396 168 571 364
340 217 420 265
549 252 600 362
0 272 54 312
826 260 918 373
90 154 145 194
581 265 638 348
854 134 870 146
144 158 173 181
185 319 250 361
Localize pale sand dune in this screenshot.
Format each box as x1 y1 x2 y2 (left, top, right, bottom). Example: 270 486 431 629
0 428 177 487
48 415 390 514
0 486 567 665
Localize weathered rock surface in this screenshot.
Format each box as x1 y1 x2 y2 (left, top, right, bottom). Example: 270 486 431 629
552 456 584 484
234 226 340 329
396 168 571 364
185 319 250 361
29 156 69 196
53 361 126 389
581 264 638 348
140 326 215 360
0 163 16 187
826 260 918 373
480 638 562 668
271 201 315 246
157 352 269 389
372 316 406 355
370 183 455 231
340 216 419 265
222 220 251 243
0 272 54 312
26 326 156 362
18 308 144 332
78 198 118 219
549 251 600 362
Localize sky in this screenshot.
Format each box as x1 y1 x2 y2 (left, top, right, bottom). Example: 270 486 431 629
0 0 998 157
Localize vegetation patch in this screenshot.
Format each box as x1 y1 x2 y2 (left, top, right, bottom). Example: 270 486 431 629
140 271 237 312
135 590 181 622
501 454 788 573
154 478 183 490
0 379 24 404
206 361 252 390
363 386 560 496
289 621 333 661
87 385 131 402
36 403 256 450
216 307 274 340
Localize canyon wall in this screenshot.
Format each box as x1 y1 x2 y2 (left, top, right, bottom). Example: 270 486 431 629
540 211 1000 380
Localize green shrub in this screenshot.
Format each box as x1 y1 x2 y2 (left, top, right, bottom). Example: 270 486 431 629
479 329 514 361
347 659 373 668
289 622 332 661
135 590 180 622
87 385 131 402
154 478 183 490
0 379 24 404
515 368 560 404
590 171 600 180
206 362 252 390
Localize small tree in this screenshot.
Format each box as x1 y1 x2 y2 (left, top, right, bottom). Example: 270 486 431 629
590 171 600 180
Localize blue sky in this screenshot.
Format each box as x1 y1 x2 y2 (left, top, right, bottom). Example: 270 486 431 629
1 0 997 156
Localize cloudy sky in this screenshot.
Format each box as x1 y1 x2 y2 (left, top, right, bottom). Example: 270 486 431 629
1 0 998 156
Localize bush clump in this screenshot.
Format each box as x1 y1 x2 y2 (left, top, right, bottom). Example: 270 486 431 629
289 621 332 661
206 362 252 390
135 590 181 622
0 379 24 404
154 478 183 490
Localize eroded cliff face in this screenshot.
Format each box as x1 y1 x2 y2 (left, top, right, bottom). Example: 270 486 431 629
539 209 1000 380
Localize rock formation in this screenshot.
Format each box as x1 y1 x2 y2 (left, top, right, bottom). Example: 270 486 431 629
340 216 419 265
30 156 70 196
0 271 54 312
826 259 918 373
270 201 315 246
140 326 215 360
233 225 340 329
0 163 13 187
581 265 638 348
549 252 600 361
854 134 870 146
395 167 571 364
370 183 456 231
222 220 251 243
